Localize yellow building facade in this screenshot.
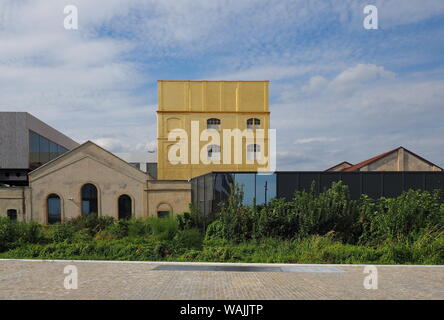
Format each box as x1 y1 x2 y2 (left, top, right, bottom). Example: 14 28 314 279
157 80 270 180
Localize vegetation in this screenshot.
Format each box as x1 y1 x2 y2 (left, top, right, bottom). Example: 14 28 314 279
0 182 443 264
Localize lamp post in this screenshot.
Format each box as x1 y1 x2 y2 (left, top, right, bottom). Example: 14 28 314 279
264 181 268 207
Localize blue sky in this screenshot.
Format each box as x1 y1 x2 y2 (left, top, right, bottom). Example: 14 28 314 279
1 0 444 169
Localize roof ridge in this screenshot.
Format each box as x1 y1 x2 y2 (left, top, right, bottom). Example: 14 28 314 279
341 147 402 172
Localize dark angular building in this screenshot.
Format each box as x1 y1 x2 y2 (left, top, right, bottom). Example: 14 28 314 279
0 112 79 185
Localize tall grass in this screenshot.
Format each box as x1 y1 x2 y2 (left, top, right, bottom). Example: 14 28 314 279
0 217 42 251
0 182 442 264
3 234 441 265
210 181 443 246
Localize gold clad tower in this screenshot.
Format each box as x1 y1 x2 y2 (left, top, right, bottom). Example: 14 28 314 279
157 80 270 180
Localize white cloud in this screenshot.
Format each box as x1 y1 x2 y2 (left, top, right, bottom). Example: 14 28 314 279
373 0 444 27
331 64 395 88
294 137 339 144
302 76 328 93
0 0 443 170
210 65 311 81
301 64 395 96
272 65 444 170
93 138 126 151
0 0 153 152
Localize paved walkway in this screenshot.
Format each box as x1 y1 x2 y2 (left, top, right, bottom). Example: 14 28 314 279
0 259 443 299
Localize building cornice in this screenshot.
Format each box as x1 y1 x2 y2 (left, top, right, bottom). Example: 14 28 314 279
157 110 270 114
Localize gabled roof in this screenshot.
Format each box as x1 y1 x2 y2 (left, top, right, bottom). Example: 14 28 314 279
341 147 400 172
341 146 443 172
324 161 353 172
29 140 153 179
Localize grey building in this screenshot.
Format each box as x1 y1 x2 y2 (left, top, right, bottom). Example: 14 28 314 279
115 152 158 179
0 112 79 171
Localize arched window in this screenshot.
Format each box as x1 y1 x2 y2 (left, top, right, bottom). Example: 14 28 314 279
7 209 17 221
247 144 261 161
47 195 61 224
157 203 172 218
207 144 221 161
118 195 132 220
207 118 221 130
81 183 98 216
247 118 261 129
157 211 170 218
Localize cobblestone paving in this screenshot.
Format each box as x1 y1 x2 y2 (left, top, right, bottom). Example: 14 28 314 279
0 260 443 300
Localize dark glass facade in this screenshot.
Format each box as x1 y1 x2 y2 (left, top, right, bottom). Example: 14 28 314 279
191 171 444 218
147 163 158 179
129 162 141 170
29 130 69 169
191 172 277 219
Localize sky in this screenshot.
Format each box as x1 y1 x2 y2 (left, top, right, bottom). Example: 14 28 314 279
0 0 443 170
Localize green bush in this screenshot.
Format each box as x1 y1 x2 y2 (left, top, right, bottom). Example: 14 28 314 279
0 182 442 265
217 184 255 242
211 181 362 243
48 223 76 243
204 220 224 241
94 230 116 241
290 181 361 242
72 228 93 242
209 181 443 247
127 218 151 237
176 212 197 230
0 218 42 252
411 228 444 264
1 232 442 264
173 228 203 251
66 214 115 236
146 216 179 240
359 190 444 245
105 220 129 239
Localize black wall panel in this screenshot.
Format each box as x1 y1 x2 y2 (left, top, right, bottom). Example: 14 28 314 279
276 172 444 200
383 173 403 198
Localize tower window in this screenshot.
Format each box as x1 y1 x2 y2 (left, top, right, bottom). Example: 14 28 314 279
247 144 261 161
247 118 261 129
207 145 221 161
207 118 221 130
